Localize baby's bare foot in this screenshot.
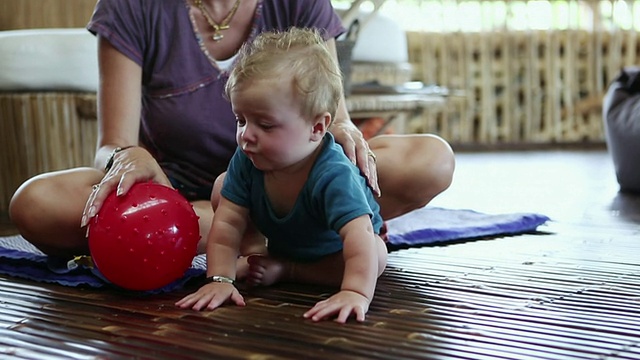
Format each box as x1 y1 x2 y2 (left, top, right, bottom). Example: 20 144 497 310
246 255 289 286
235 256 250 281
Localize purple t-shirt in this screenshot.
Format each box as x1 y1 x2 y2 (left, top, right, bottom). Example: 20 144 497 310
87 0 345 191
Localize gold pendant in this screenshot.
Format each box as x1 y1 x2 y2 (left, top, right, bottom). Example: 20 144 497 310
210 24 229 42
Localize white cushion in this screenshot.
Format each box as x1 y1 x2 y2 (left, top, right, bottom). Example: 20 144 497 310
346 13 408 63
0 28 98 92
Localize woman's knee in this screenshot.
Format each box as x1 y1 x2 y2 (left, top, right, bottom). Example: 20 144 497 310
426 135 456 193
9 175 49 227
10 168 100 229
372 134 455 200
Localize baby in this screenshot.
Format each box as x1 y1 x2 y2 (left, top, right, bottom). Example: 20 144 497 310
176 27 387 323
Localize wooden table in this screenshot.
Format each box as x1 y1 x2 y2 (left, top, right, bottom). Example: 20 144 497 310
345 93 446 135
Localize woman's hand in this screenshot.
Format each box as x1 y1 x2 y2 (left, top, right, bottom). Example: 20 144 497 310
330 121 381 197
175 283 245 311
80 146 171 228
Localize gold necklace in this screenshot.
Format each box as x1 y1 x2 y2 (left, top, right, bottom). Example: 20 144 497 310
195 0 242 42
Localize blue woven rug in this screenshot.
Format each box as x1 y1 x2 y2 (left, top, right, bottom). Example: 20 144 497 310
0 207 549 292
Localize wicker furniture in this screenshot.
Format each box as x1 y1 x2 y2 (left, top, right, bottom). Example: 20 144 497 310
0 93 97 217
0 28 97 218
347 93 446 136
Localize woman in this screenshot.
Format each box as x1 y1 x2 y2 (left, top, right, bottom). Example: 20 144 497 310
9 0 454 258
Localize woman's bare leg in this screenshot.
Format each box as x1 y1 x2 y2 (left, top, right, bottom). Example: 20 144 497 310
10 168 229 258
369 134 455 220
9 168 103 257
242 134 453 286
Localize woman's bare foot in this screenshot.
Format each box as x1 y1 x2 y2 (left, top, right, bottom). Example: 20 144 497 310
246 255 290 286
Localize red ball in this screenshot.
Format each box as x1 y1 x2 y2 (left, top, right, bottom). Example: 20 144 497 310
88 182 200 291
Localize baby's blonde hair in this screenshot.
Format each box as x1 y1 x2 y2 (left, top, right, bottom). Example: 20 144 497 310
225 27 343 121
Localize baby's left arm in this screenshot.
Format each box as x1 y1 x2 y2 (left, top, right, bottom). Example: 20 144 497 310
303 215 380 323
339 215 379 301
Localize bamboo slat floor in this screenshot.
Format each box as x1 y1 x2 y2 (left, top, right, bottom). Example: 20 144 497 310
1 148 639 359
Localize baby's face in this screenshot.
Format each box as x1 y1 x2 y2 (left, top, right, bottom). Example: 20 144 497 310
230 77 318 171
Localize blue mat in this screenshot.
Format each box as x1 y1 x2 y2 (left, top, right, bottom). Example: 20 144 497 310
0 207 549 292
385 206 550 249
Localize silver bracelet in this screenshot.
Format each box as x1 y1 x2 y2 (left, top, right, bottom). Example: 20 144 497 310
104 145 136 172
205 275 235 285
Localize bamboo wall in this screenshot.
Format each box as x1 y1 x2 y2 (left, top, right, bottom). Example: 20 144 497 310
0 0 96 30
383 0 640 145
406 29 639 145
0 0 98 217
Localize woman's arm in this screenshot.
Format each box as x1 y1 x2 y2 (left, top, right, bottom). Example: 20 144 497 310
95 35 142 170
81 37 171 227
325 38 380 196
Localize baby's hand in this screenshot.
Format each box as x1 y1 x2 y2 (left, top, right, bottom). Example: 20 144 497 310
175 283 245 311
303 290 370 323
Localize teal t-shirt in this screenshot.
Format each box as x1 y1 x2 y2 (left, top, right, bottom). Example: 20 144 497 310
222 134 383 261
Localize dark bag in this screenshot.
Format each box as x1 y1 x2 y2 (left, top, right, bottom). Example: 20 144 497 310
602 66 640 192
